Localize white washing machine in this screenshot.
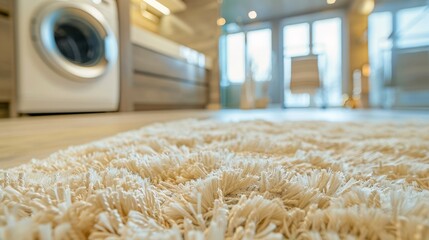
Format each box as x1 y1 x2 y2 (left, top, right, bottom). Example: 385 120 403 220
16 0 119 113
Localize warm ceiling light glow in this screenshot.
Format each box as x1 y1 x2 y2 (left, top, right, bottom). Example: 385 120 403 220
248 11 257 19
362 64 371 77
327 0 336 4
217 17 226 26
143 0 171 15
360 0 375 14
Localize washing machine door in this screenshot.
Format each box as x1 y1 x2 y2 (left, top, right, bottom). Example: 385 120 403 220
32 1 117 81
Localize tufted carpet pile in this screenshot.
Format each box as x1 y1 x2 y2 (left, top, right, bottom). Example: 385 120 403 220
1 119 429 239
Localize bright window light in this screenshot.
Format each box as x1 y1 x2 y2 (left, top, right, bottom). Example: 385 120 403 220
397 6 429 48
247 28 272 81
226 33 245 83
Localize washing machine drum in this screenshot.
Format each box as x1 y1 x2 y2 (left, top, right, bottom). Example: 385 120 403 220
32 2 118 80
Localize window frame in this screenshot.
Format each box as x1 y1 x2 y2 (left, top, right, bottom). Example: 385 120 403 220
220 22 273 86
279 10 348 108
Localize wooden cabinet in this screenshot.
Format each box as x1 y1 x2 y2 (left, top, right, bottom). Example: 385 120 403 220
0 0 15 116
133 46 207 84
0 0 10 12
130 44 209 110
117 0 210 112
133 73 207 108
0 14 12 99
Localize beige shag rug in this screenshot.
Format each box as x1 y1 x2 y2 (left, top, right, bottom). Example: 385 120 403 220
1 119 429 240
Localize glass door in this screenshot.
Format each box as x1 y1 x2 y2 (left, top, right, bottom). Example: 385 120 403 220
221 27 272 108
224 28 272 83
369 3 429 108
282 15 343 108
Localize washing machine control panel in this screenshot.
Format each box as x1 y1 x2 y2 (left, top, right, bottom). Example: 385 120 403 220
89 0 117 15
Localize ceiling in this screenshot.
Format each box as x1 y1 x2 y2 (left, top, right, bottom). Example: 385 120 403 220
221 0 351 24
157 0 427 57
376 0 427 3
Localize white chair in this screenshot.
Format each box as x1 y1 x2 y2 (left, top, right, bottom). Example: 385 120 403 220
290 55 325 107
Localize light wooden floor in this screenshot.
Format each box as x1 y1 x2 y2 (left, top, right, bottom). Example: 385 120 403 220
1 109 428 169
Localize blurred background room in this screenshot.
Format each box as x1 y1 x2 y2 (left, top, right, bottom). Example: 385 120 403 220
0 0 428 119
219 0 429 110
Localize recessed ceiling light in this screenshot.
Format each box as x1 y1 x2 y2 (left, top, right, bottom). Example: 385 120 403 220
248 11 257 19
217 17 226 26
327 0 336 4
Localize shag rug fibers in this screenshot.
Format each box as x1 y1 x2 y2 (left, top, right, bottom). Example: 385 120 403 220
1 119 429 240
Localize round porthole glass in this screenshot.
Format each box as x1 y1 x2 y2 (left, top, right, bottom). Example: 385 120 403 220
32 2 118 80
54 18 104 66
